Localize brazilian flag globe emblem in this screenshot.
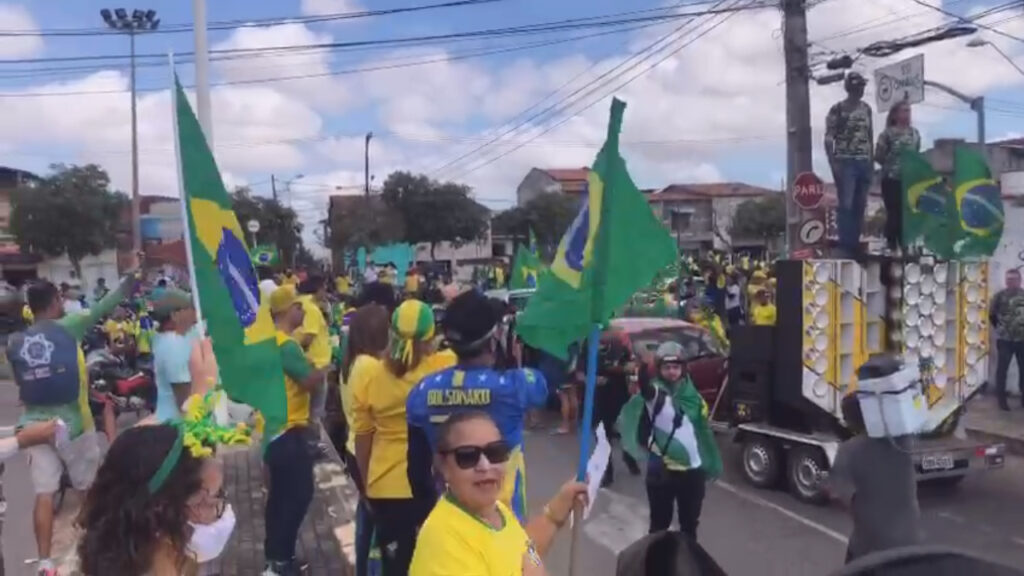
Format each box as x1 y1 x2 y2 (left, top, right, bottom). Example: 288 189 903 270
172 74 288 438
953 145 1004 257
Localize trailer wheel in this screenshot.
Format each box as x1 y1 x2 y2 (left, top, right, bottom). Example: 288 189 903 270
741 435 782 488
787 446 829 505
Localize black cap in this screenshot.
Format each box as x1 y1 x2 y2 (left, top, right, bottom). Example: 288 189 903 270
444 290 499 350
845 72 867 89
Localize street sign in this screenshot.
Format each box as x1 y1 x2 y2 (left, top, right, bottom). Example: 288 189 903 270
799 218 826 246
246 219 260 234
792 172 824 210
874 54 924 113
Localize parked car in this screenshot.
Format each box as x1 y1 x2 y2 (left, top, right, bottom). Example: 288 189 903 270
601 317 728 409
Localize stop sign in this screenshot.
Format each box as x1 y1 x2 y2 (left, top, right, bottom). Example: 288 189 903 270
792 172 824 210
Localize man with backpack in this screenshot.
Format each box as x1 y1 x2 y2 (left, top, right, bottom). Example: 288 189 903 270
617 341 722 538
7 269 138 576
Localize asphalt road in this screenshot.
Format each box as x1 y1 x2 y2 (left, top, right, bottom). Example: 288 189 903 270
525 426 1024 576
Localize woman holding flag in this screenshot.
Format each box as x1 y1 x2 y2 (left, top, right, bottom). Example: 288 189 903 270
874 100 921 254
618 341 722 538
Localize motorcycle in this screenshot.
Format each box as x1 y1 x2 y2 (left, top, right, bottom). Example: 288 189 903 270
85 346 156 418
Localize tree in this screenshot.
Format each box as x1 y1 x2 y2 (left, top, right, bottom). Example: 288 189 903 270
491 206 530 245
10 163 128 278
381 171 489 260
231 186 304 266
522 192 581 259
729 194 786 243
328 196 406 253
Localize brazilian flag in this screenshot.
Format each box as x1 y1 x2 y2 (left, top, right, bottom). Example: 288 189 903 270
510 243 543 290
251 244 279 267
172 75 288 438
901 150 955 259
517 99 677 359
953 146 1004 258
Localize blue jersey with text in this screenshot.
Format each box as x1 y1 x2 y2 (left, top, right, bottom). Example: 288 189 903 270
407 366 548 523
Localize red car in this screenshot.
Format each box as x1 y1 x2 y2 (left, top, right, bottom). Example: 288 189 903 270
601 317 728 409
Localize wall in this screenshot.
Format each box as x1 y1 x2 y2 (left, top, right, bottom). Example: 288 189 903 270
36 249 119 295
515 169 559 207
925 140 1024 177
140 199 184 242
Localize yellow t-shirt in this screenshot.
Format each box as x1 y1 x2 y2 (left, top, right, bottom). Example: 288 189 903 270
351 349 457 498
409 497 536 576
343 354 381 456
275 331 312 434
751 303 777 326
336 276 351 295
404 274 420 294
294 295 332 369
283 274 299 286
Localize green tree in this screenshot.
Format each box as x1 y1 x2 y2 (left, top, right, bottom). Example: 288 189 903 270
729 194 786 243
522 192 580 259
381 171 489 260
231 186 304 267
491 206 530 246
10 163 128 278
328 196 406 253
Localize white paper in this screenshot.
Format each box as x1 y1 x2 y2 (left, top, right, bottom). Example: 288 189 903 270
583 423 612 520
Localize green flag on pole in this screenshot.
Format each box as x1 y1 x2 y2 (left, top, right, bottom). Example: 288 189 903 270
172 73 288 440
516 99 678 359
952 145 1004 258
901 150 955 259
251 244 280 267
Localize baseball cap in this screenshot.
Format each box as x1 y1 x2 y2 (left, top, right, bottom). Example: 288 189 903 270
270 285 299 315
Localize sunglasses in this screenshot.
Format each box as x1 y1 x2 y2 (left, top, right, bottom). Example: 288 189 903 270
441 441 511 470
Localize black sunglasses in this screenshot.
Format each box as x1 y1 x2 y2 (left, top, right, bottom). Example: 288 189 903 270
441 441 511 470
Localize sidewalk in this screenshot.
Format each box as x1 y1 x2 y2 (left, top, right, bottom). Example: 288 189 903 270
209 440 357 575
964 393 1024 456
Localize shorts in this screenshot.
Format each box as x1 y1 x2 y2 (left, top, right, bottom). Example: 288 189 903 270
26 430 101 494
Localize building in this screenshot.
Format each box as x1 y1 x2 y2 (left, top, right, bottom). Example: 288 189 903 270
925 137 1024 177
515 167 589 206
647 182 780 253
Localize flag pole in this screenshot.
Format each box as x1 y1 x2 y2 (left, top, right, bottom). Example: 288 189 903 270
169 52 205 334
570 322 601 576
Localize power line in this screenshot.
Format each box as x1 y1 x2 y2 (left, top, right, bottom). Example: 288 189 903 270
903 0 1024 43
429 0 764 178
0 0 506 37
452 0 750 181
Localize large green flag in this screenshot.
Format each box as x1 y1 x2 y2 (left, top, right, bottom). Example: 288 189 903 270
901 150 955 259
953 146 1004 258
250 244 280 267
172 75 288 436
509 243 543 290
516 99 677 359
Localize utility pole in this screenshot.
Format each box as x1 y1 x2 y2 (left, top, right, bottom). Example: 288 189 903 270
193 0 213 145
364 131 373 197
101 8 159 254
782 0 813 256
270 174 278 202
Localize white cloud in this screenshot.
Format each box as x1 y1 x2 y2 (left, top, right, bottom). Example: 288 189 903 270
300 0 364 17
0 4 43 58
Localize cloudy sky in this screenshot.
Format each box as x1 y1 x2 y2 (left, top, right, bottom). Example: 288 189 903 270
1 0 1022 251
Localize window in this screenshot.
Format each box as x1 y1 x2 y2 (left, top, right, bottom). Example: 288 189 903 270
630 327 724 361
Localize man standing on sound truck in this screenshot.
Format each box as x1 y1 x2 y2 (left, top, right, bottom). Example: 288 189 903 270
825 72 874 259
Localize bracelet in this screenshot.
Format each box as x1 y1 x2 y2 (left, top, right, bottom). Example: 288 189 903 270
543 504 565 528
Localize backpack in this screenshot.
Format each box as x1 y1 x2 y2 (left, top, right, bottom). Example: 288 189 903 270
6 320 81 406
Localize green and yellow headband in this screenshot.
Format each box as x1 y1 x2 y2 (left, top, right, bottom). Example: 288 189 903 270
390 300 435 367
147 389 252 495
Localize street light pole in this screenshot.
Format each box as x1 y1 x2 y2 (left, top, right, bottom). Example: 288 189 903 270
192 0 213 145
365 131 373 197
101 8 159 254
923 80 985 144
967 38 1024 77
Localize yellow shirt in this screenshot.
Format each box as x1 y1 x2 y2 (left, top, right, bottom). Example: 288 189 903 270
342 354 381 456
22 304 33 324
294 295 332 369
352 349 457 498
335 276 351 295
752 303 777 326
276 330 312 434
404 274 420 294
283 274 299 286
409 497 536 576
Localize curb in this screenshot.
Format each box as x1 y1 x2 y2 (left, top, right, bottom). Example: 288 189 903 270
316 428 360 572
965 427 1024 457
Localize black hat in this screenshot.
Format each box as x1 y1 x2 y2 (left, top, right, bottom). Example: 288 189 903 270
444 290 500 351
845 72 867 89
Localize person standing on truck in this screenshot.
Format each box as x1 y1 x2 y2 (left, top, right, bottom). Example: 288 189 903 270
6 269 138 576
828 393 923 563
990 268 1024 411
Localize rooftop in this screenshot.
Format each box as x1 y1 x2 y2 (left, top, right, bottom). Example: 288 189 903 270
541 168 590 182
650 182 779 201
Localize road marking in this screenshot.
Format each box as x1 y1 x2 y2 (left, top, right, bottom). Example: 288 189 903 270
713 480 849 545
583 489 650 555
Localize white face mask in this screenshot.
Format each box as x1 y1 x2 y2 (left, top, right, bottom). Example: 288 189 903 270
188 504 236 563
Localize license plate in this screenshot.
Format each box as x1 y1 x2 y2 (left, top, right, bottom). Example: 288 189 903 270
922 453 955 471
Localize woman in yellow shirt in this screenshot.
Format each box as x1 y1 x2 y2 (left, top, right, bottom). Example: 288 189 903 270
352 299 456 575
340 303 389 576
410 411 587 576
750 287 778 326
